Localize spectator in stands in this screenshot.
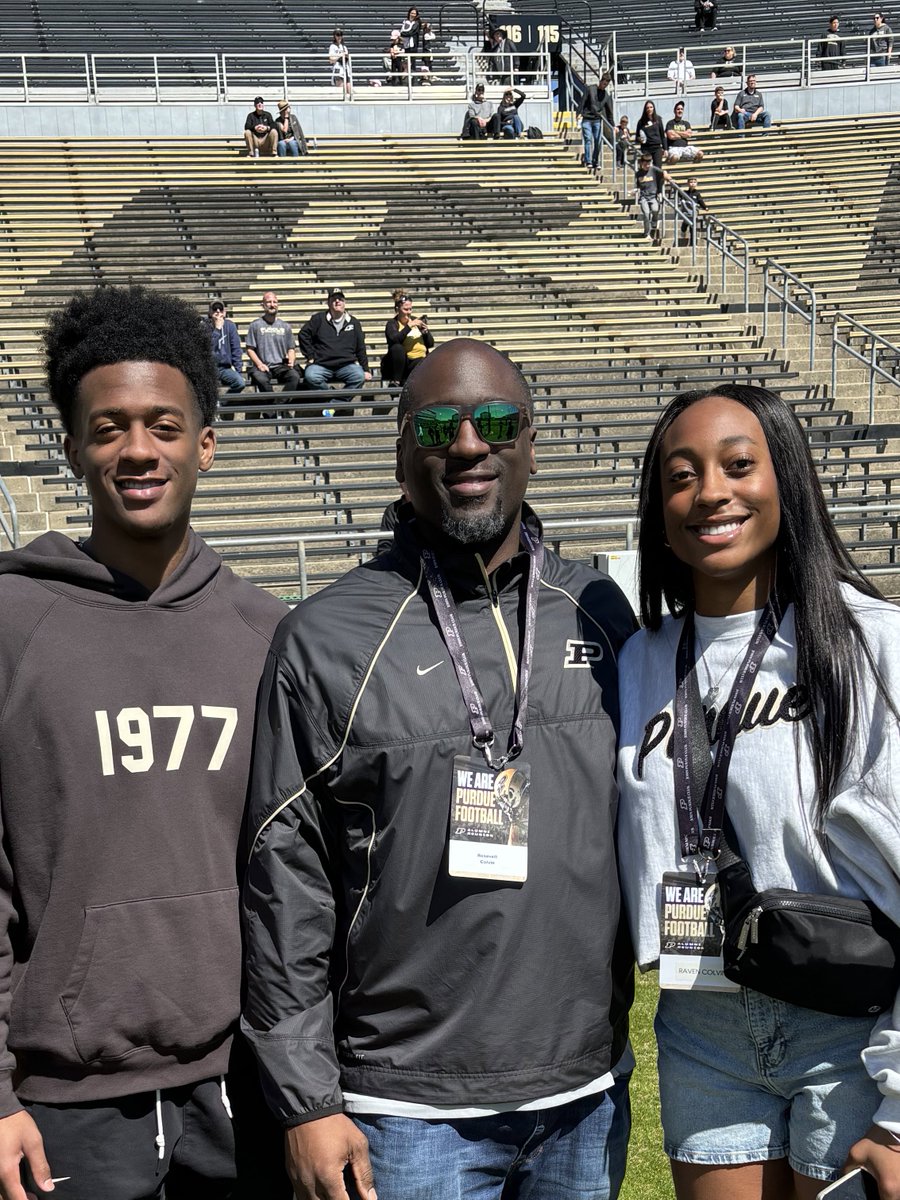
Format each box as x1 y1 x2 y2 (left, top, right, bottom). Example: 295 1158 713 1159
711 45 741 78
484 24 515 84
243 95 277 158
203 300 245 414
666 101 705 161
329 29 352 96
637 99 667 169
400 6 422 78
461 83 498 138
419 20 436 81
577 73 615 171
275 100 309 156
386 28 406 84
300 289 371 412
695 0 719 31
679 175 708 242
733 74 772 129
818 15 846 68
381 290 434 386
616 114 635 165
710 84 733 129
635 153 667 240
869 11 894 65
0 284 289 1200
245 291 301 406
667 48 697 89
498 87 527 138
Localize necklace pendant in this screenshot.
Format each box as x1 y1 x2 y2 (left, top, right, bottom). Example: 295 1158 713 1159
702 685 719 707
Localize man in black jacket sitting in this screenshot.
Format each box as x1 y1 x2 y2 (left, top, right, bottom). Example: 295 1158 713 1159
299 290 371 409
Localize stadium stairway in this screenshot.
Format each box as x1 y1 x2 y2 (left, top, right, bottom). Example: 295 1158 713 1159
0 132 897 595
657 112 900 367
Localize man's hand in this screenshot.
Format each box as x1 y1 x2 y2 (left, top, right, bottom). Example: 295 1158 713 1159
285 1114 376 1200
847 1125 900 1199
363 372 373 382
254 122 268 134
0 1111 53 1200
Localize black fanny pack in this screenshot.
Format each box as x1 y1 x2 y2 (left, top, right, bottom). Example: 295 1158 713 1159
716 822 900 1018
676 600 900 1019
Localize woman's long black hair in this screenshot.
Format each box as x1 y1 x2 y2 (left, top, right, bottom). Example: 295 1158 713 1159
638 383 892 820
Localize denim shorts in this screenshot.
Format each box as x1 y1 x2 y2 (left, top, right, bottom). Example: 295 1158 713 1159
655 987 880 1181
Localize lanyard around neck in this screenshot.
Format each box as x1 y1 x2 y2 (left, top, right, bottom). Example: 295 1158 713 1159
419 523 543 769
672 595 783 860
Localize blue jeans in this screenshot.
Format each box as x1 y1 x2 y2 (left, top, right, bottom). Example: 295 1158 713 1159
735 110 771 129
216 366 245 393
581 118 602 167
349 1078 631 1199
502 114 524 138
304 362 365 390
277 137 300 156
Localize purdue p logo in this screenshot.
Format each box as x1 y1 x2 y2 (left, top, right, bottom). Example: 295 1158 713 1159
564 640 603 668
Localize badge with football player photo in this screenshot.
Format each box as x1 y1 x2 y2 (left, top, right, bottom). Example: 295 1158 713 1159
448 754 529 882
658 870 740 992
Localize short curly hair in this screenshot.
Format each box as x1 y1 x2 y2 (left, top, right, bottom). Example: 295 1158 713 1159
43 285 219 433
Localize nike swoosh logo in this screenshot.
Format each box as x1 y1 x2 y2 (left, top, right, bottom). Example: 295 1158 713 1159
417 661 444 676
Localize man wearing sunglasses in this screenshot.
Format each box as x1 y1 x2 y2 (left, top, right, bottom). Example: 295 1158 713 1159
243 338 636 1200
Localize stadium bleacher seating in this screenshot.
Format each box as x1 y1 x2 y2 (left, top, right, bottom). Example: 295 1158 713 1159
0 127 897 595
660 113 900 351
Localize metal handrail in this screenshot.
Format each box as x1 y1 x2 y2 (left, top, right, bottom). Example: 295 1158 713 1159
762 260 817 370
0 478 19 548
207 514 637 599
832 313 900 422
0 48 552 102
610 32 900 94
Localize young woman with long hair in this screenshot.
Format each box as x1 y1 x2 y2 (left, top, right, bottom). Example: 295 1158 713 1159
636 99 666 170
617 383 900 1200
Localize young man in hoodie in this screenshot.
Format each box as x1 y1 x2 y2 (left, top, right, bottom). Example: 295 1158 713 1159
0 285 289 1200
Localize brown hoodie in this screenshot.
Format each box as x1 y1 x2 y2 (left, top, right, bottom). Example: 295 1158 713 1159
0 531 287 1112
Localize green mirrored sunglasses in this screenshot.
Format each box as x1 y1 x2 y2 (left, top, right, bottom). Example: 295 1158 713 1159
404 402 530 449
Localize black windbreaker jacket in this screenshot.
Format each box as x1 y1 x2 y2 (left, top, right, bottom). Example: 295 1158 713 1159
242 510 636 1125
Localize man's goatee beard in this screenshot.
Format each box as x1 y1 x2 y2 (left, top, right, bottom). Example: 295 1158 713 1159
441 501 508 545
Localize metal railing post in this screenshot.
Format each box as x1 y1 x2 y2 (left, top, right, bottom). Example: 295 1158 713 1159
809 289 816 370
831 316 838 400
781 271 788 350
282 55 288 102
21 55 28 102
153 55 160 103
298 540 308 599
762 261 770 342
870 335 878 423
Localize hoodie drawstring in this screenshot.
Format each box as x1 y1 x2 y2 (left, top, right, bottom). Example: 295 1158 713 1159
154 1089 166 1162
220 1076 233 1120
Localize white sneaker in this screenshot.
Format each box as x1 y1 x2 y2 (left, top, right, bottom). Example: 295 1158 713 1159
322 408 336 418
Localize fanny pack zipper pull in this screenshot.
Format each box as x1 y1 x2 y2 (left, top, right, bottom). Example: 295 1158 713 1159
737 905 763 954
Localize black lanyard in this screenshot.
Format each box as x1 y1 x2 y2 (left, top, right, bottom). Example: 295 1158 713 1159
420 523 543 769
673 595 783 859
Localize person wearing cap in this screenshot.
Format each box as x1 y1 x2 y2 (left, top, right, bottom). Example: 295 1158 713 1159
482 23 515 84
275 100 309 157
386 29 406 84
461 83 498 139
243 96 277 158
299 292 371 409
202 300 245 414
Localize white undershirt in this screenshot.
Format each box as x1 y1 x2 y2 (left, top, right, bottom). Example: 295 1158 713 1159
343 1047 634 1118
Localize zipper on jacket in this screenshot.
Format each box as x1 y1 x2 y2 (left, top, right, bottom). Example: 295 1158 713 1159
475 553 518 688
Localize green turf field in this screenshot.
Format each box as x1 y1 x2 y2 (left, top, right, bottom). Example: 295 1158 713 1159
621 970 675 1200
